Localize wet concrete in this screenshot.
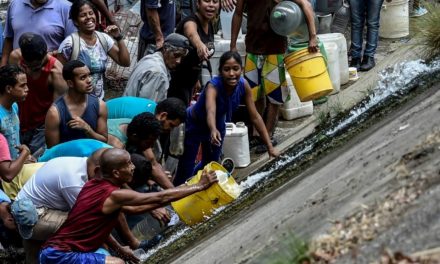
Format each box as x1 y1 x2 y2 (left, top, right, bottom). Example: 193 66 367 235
166 79 440 264
137 9 440 258
142 55 440 262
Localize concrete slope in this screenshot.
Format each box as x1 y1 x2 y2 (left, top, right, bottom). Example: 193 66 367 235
170 79 440 264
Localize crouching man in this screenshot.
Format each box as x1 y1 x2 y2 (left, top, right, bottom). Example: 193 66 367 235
39 148 217 263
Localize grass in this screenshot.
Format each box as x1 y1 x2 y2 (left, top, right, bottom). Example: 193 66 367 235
263 234 311 264
316 109 330 127
328 99 344 116
414 2 440 59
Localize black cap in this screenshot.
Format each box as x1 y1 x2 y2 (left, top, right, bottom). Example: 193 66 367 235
164 33 190 50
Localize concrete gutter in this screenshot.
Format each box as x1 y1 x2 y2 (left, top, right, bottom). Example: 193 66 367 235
235 36 424 182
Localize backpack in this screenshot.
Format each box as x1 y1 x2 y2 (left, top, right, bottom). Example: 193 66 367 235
70 31 110 60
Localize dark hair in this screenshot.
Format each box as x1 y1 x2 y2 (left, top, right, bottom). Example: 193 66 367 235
0 65 25 94
127 112 162 140
129 153 153 189
18 33 47 62
62 60 86 81
69 0 97 22
218 51 242 74
155 97 186 122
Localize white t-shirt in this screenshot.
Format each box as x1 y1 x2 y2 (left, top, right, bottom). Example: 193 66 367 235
17 157 88 211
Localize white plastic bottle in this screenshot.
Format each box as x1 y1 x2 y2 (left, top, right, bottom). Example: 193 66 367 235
169 124 185 156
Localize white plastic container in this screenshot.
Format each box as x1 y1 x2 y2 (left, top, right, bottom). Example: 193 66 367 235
280 73 314 120
379 0 409 39
222 122 250 167
169 123 185 156
220 9 242 40
201 34 246 86
317 33 349 85
323 42 341 94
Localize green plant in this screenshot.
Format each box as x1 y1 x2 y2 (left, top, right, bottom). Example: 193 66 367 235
265 234 311 264
329 100 344 117
316 110 330 127
415 3 440 59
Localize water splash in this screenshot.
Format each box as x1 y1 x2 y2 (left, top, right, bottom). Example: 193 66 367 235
140 227 191 260
239 144 314 190
327 59 440 136
232 58 440 193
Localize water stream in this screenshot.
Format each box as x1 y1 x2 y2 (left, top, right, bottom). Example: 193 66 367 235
142 57 440 262
240 58 440 192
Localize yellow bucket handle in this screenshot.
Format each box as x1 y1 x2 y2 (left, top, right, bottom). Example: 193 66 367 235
285 52 324 68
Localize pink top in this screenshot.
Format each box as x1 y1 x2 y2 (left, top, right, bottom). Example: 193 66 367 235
0 133 12 162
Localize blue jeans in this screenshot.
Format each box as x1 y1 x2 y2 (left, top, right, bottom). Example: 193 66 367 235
349 0 384 58
179 0 194 19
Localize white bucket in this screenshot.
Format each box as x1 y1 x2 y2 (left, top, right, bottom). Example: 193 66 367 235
317 33 349 85
220 9 243 40
323 42 341 94
222 122 250 167
379 0 409 39
280 73 314 121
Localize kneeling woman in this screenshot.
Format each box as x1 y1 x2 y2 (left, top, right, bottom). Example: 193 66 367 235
174 51 279 186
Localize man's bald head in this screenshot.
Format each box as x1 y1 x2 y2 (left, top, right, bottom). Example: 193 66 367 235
89 148 108 165
100 148 131 178
87 147 110 179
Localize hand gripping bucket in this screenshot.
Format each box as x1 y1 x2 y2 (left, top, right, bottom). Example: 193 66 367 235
284 48 333 102
171 162 241 226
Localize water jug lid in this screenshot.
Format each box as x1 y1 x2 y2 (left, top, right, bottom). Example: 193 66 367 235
236 122 245 127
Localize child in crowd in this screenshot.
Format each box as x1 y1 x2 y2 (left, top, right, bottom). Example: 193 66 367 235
174 51 279 186
0 65 28 160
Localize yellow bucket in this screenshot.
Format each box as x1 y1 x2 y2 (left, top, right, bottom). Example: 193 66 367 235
284 48 333 102
171 162 241 226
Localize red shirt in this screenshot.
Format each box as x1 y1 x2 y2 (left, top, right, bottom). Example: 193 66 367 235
18 55 57 132
44 179 120 252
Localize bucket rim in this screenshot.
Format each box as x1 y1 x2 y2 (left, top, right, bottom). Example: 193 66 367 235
381 0 409 7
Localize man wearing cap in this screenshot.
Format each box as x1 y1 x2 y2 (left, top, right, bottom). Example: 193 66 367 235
123 33 190 103
9 32 68 155
1 0 76 66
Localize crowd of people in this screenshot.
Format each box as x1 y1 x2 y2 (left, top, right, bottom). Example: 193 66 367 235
0 0 280 262
0 0 426 263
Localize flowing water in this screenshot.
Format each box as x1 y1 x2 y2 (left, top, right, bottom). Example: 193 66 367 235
239 58 440 193
141 57 440 262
